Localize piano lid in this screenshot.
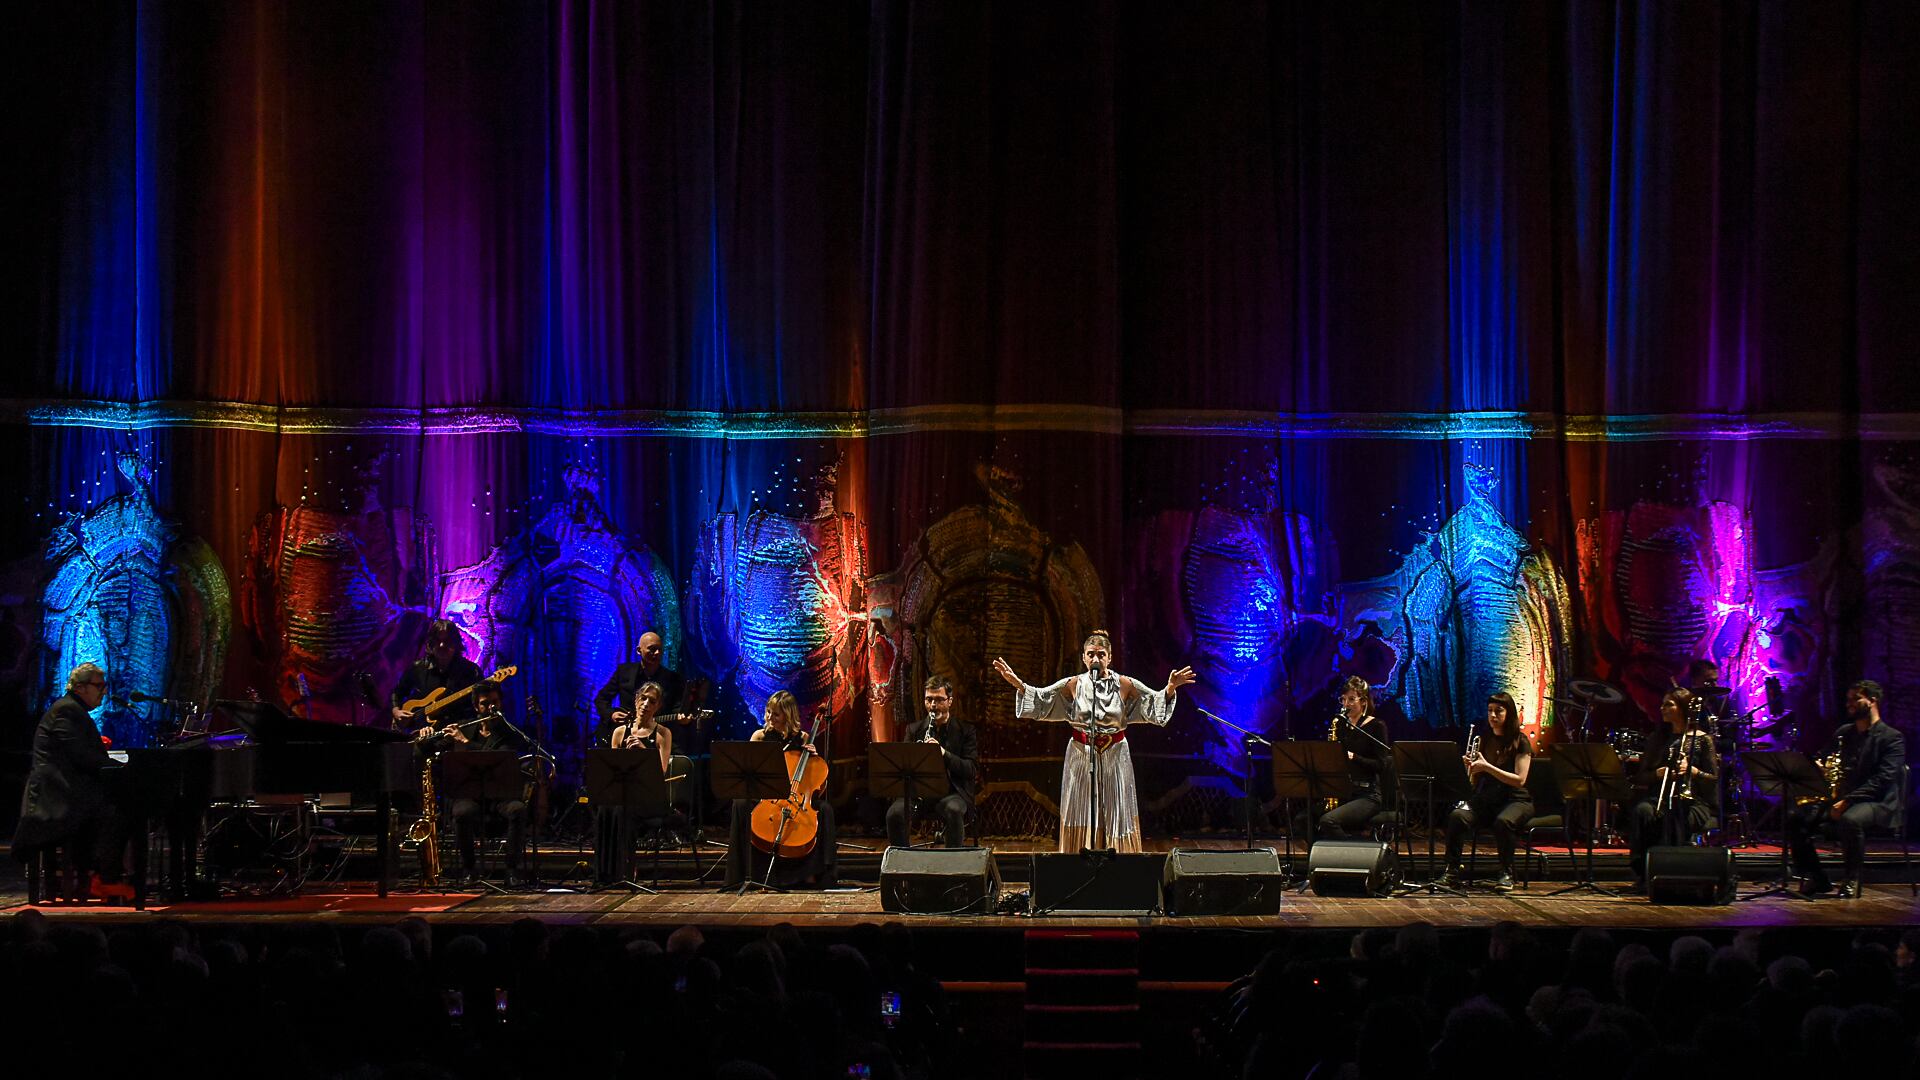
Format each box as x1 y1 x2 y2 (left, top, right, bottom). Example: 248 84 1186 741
217 700 412 745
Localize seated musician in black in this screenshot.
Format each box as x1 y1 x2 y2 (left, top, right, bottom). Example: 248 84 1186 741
439 682 528 887
392 619 482 731
594 682 692 885
13 662 129 896
1443 692 1535 891
885 676 978 849
1293 675 1394 842
722 690 836 889
1624 688 1719 888
593 631 684 747
1789 680 1906 898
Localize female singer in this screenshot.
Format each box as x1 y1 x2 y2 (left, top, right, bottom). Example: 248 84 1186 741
993 630 1195 853
1443 692 1535 891
1624 688 1718 886
722 690 837 889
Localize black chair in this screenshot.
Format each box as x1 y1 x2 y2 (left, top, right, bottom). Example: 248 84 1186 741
1516 757 1575 888
1856 763 1913 896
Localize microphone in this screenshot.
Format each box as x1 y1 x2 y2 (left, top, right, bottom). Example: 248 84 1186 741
116 690 160 705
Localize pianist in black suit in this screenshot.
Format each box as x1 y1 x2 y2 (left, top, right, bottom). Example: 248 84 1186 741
13 663 126 886
439 682 529 886
392 619 483 732
592 631 685 747
884 676 978 849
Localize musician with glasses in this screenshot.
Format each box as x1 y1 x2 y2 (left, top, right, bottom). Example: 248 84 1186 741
1788 680 1905 898
885 675 978 849
13 662 132 896
440 681 529 887
1623 688 1719 890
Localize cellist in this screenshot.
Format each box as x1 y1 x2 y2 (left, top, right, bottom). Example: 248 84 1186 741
722 690 838 889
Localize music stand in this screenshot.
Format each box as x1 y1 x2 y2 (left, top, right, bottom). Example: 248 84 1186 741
1393 741 1474 895
1737 751 1829 902
708 741 794 893
1271 741 1354 887
585 749 671 894
437 751 523 893
1545 743 1633 897
869 743 949 848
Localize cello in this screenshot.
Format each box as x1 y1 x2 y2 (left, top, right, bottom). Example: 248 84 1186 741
749 708 835 859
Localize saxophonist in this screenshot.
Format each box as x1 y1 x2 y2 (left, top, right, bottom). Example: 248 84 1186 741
1624 688 1719 890
1293 676 1394 842
1788 680 1906 898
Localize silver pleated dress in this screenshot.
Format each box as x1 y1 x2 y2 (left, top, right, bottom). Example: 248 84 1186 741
1014 670 1175 853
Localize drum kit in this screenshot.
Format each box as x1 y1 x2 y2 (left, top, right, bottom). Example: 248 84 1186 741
1553 674 1788 848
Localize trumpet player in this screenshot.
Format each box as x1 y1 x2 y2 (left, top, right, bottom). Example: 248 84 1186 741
1788 680 1906 898
1443 692 1535 891
884 676 978 849
1624 688 1719 890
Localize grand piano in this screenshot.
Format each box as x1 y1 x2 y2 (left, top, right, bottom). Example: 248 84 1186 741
114 702 415 905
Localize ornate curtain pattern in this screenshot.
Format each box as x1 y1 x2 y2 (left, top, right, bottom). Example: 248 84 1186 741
5 3 1916 831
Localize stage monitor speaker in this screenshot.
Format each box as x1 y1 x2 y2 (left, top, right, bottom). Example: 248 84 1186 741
1307 840 1396 897
1163 848 1284 916
1646 845 1735 905
879 847 1003 915
1030 852 1163 915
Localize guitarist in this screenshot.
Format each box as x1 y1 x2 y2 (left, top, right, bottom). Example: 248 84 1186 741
391 619 482 735
593 631 685 747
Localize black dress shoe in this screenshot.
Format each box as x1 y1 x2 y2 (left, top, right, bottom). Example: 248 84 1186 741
1800 876 1834 897
1837 879 1862 899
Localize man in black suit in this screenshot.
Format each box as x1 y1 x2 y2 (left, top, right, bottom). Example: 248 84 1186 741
1789 679 1907 898
885 676 978 849
13 662 121 884
593 631 684 746
392 619 483 733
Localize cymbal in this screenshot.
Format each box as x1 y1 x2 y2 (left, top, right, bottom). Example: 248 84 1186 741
1567 678 1625 705
1690 684 1733 698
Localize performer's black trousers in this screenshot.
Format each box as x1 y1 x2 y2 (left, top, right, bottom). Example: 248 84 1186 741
1444 796 1533 871
451 798 526 873
886 794 969 848
1623 797 1715 877
1293 795 1384 842
1789 800 1892 884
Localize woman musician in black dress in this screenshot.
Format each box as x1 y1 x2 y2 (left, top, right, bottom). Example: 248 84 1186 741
1443 692 1535 891
722 690 837 889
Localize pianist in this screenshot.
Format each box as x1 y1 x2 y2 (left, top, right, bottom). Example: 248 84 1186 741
13 662 131 896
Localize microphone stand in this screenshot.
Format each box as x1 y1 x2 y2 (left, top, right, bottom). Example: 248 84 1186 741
494 711 561 892
1199 707 1270 853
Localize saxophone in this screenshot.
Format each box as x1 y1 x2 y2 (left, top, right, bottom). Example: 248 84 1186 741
1797 750 1845 806
408 754 442 887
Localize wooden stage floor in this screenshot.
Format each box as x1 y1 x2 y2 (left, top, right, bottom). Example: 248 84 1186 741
7 880 1917 933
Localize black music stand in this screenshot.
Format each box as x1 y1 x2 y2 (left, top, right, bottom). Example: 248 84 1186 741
1546 743 1633 897
1393 741 1474 896
708 741 794 893
585 748 670 894
869 743 949 848
438 751 523 893
1737 751 1829 902
1271 741 1354 887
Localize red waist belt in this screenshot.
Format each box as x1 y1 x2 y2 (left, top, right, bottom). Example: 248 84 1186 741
1071 728 1127 751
